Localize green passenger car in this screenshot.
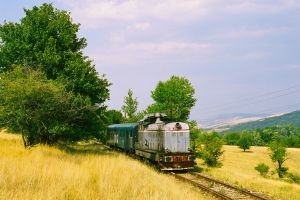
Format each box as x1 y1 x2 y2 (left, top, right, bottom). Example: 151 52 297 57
107 123 139 152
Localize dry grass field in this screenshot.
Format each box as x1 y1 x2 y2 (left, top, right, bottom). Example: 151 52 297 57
0 131 212 200
198 145 300 200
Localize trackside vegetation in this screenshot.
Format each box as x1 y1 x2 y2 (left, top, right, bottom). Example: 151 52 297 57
147 76 196 121
0 4 110 146
0 67 104 147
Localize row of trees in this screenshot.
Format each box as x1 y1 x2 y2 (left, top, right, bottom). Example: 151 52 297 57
224 125 300 149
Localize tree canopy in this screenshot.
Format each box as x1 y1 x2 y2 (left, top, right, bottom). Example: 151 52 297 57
0 67 105 147
105 109 124 125
0 3 110 104
122 89 138 122
0 4 110 147
148 76 196 121
269 140 289 178
238 133 253 152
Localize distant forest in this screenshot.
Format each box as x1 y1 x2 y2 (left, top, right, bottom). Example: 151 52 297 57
225 110 300 132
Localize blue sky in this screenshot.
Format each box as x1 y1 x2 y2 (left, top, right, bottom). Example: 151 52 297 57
1 0 300 122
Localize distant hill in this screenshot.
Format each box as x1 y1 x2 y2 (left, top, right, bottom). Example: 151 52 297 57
198 113 269 129
225 110 300 132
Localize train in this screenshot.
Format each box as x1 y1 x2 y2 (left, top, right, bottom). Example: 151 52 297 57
107 113 196 171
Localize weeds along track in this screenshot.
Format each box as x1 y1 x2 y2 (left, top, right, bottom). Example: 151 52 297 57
171 172 272 200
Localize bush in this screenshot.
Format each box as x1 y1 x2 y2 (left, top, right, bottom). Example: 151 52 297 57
0 67 105 147
200 133 224 167
255 163 269 176
287 173 300 184
224 132 240 145
238 133 253 152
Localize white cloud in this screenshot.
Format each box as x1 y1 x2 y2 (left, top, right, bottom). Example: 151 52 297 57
228 51 270 61
223 0 300 14
286 64 300 70
89 41 213 65
125 41 211 54
58 0 212 28
127 22 150 31
58 0 300 28
226 27 289 39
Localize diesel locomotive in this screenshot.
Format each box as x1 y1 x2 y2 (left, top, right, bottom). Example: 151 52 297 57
107 113 196 171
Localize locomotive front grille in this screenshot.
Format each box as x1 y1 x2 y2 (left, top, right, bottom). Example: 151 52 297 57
164 155 190 162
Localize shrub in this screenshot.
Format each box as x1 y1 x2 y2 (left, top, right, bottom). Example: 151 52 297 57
0 67 105 147
224 132 240 145
238 133 253 152
200 133 224 167
287 173 300 184
255 163 269 176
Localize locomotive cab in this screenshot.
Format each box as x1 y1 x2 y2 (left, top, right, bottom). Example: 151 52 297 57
135 113 196 171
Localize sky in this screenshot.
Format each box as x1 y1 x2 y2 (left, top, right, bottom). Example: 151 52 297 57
0 0 300 123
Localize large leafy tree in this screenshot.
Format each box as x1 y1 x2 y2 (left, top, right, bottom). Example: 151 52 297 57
148 76 196 121
0 67 105 147
0 3 110 104
122 89 138 122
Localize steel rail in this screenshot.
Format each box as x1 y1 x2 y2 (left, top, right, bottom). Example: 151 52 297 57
190 172 271 200
171 172 234 200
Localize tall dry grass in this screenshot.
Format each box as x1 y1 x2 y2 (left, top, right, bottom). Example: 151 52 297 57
198 145 300 200
0 131 211 200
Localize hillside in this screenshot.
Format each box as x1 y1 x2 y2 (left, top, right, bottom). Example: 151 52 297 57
0 131 211 200
225 110 300 132
199 113 269 129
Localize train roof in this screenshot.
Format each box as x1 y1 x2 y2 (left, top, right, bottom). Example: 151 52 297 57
108 123 139 130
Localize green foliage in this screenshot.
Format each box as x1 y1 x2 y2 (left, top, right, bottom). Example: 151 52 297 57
148 76 196 121
0 67 105 147
238 133 253 152
200 132 224 167
187 120 202 151
287 173 300 184
269 140 288 178
224 132 240 145
105 110 124 125
0 3 110 104
223 125 300 148
255 163 269 176
122 89 138 122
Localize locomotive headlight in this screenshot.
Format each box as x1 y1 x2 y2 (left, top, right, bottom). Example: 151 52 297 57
188 155 196 161
164 156 173 162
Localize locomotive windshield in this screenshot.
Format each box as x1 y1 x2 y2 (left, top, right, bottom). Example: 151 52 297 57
164 131 190 153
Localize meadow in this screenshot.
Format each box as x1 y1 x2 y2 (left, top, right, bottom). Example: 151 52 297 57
198 145 300 200
2 131 300 200
0 131 211 200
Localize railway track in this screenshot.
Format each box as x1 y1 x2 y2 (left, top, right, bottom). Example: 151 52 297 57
171 172 272 200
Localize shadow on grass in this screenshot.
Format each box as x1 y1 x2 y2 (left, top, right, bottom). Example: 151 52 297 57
240 150 254 153
56 142 115 156
192 165 204 173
